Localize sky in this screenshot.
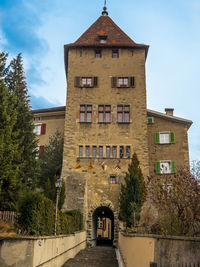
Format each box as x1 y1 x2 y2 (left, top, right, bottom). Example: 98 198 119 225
0 0 199 160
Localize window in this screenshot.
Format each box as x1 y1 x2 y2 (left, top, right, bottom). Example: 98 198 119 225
80 105 92 123
92 146 97 158
79 146 83 158
155 132 175 144
98 35 107 43
36 145 44 158
109 175 117 184
74 77 98 88
118 77 129 87
106 146 110 158
120 146 124 158
111 77 135 88
147 117 154 124
117 105 130 123
81 78 92 87
95 50 101 58
33 123 46 135
155 160 176 174
34 117 41 121
98 105 111 123
112 49 119 58
126 146 130 158
86 146 90 158
99 146 103 158
112 146 117 158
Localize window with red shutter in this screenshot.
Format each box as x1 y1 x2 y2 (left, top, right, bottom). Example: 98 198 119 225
41 124 46 135
39 145 44 156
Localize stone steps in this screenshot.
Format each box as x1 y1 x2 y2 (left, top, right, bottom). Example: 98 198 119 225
62 246 118 267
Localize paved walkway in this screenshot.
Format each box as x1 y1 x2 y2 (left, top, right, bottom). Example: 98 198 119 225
62 246 119 267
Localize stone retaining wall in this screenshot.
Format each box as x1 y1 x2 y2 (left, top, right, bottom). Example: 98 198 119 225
118 232 200 267
0 231 86 267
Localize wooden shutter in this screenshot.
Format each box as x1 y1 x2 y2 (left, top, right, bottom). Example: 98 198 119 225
147 117 154 124
171 161 176 173
93 77 98 87
39 145 44 156
170 132 175 144
130 77 135 87
41 124 46 135
154 132 160 144
155 161 161 174
74 76 81 87
111 77 117 88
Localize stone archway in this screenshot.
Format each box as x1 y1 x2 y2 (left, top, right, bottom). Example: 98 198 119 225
87 201 119 247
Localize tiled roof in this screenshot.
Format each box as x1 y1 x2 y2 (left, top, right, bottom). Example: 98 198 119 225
65 15 149 51
32 106 65 114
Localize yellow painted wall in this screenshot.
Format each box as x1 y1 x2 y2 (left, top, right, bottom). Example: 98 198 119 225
118 232 155 267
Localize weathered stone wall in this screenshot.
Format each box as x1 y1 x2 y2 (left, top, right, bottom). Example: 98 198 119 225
147 115 190 176
62 47 149 243
119 232 200 267
0 231 86 267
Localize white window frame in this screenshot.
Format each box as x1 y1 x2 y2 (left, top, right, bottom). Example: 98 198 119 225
159 132 170 144
160 160 171 174
118 77 129 87
34 124 41 135
109 175 117 184
81 78 92 87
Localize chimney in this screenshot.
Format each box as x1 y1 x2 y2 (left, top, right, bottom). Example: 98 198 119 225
165 108 174 116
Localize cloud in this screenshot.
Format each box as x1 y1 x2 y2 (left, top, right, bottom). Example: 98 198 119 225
30 93 60 110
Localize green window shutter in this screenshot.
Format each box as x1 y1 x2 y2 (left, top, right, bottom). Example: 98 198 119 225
147 117 154 124
155 161 161 174
154 132 160 144
171 161 176 173
170 132 175 144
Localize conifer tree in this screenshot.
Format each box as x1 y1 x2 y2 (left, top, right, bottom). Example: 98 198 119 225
6 54 38 191
119 153 147 228
38 131 65 209
0 52 21 209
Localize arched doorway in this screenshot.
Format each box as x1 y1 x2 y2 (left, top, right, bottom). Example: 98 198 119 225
92 206 114 247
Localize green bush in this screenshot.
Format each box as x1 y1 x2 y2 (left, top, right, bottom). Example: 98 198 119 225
18 192 55 235
18 192 83 236
65 210 83 232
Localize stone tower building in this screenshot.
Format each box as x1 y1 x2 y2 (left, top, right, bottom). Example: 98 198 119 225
33 7 192 246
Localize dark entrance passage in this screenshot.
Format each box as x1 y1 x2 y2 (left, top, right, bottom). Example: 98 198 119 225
92 206 114 247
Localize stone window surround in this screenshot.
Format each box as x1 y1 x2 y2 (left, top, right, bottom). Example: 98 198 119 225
77 145 131 159
79 104 131 124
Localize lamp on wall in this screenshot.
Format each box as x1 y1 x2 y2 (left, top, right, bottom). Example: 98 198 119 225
54 177 62 235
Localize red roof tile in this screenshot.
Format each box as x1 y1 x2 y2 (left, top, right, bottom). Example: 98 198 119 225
65 15 149 51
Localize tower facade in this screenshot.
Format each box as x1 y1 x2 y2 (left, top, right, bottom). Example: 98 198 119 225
62 10 150 245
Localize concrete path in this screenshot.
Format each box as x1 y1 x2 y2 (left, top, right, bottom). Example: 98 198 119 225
62 246 119 267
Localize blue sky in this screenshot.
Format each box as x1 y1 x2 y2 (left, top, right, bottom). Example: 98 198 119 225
0 0 199 160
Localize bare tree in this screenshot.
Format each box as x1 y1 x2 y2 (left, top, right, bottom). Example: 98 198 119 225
146 168 200 236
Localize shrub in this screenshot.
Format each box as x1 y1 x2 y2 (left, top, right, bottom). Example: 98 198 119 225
18 192 83 236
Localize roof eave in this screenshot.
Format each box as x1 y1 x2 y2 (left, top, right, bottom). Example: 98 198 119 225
147 109 193 128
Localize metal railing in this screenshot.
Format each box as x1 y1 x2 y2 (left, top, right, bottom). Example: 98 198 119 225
0 211 17 223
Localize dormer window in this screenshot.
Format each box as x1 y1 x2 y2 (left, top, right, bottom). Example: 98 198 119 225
98 35 107 44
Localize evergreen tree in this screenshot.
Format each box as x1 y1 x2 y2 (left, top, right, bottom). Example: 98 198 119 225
38 131 65 209
0 52 21 209
6 54 38 191
119 153 147 228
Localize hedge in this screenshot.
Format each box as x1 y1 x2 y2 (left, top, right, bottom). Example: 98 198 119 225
18 192 83 236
